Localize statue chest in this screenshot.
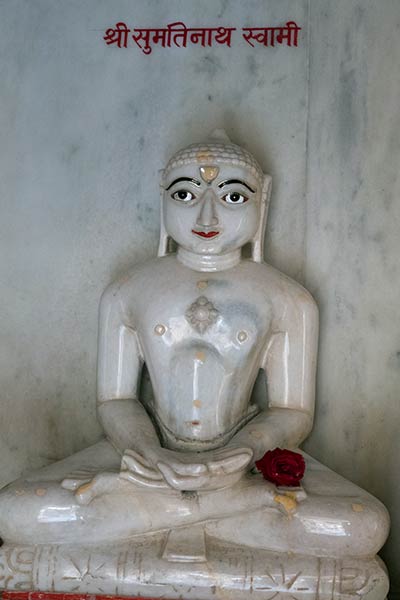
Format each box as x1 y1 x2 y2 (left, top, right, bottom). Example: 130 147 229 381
135 280 272 368
130 279 272 446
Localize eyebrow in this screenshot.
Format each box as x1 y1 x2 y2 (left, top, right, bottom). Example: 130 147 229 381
218 179 256 193
165 177 201 190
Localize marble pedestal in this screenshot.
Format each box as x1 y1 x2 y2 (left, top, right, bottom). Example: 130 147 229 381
0 533 389 600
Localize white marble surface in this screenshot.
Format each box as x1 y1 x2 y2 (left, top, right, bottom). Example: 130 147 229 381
1 0 400 596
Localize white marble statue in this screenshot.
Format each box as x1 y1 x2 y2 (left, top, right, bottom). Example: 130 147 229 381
0 131 390 600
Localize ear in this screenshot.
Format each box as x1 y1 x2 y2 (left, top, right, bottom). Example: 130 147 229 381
251 174 272 263
157 169 170 257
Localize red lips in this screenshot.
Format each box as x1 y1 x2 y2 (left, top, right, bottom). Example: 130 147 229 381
192 230 219 238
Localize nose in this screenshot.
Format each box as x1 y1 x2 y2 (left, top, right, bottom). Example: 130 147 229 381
196 189 219 228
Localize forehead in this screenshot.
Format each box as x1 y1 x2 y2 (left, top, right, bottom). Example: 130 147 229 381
163 162 261 189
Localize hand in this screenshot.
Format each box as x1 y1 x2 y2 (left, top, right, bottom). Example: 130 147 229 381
121 445 253 491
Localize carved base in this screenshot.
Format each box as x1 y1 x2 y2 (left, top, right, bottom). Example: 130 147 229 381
0 534 389 600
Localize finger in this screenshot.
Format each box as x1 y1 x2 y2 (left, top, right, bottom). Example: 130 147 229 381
210 446 253 459
126 449 207 475
120 469 169 489
121 454 163 480
124 448 153 467
168 459 208 476
61 476 92 491
157 462 209 491
208 452 252 474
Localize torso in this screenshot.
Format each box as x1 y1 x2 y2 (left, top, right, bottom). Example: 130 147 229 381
118 256 281 451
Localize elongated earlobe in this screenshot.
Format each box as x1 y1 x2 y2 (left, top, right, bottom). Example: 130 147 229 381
158 169 170 257
251 174 272 263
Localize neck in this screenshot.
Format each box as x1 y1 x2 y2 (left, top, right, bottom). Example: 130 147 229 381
177 246 241 272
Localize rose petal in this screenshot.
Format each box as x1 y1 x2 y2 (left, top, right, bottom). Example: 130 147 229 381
255 448 305 487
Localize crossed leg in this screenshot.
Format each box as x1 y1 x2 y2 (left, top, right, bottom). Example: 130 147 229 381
205 452 389 558
0 441 389 559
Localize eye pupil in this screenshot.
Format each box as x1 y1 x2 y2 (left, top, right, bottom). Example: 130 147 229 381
223 191 248 204
171 189 194 202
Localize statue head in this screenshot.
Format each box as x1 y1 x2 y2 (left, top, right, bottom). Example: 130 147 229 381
158 130 271 263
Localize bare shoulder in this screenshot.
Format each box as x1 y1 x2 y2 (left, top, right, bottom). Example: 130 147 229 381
245 260 318 316
99 255 174 307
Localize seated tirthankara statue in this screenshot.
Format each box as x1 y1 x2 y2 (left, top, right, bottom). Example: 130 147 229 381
0 131 390 600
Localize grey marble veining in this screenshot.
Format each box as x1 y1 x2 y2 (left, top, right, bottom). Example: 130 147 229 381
303 1 400 595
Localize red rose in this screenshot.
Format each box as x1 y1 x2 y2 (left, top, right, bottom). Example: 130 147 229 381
255 448 305 487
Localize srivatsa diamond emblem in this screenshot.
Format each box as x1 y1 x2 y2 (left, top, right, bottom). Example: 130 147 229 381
185 296 219 334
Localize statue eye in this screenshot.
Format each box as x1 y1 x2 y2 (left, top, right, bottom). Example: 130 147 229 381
223 192 248 204
172 190 195 202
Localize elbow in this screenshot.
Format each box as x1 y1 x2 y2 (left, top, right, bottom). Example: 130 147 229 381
294 409 314 445
267 407 314 448
276 407 314 447
96 398 124 430
301 410 314 441
97 397 136 426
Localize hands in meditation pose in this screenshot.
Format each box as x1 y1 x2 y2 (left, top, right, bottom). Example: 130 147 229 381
0 131 389 580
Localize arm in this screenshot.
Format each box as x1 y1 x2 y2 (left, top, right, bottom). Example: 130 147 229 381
230 284 319 461
97 282 161 456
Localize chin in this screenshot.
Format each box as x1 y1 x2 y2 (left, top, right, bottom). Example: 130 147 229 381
182 238 233 255
185 244 220 255
197 243 224 254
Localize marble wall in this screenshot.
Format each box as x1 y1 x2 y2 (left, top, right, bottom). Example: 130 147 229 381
303 2 400 594
1 0 399 595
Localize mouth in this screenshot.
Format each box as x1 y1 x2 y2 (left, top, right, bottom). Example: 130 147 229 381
192 230 220 239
